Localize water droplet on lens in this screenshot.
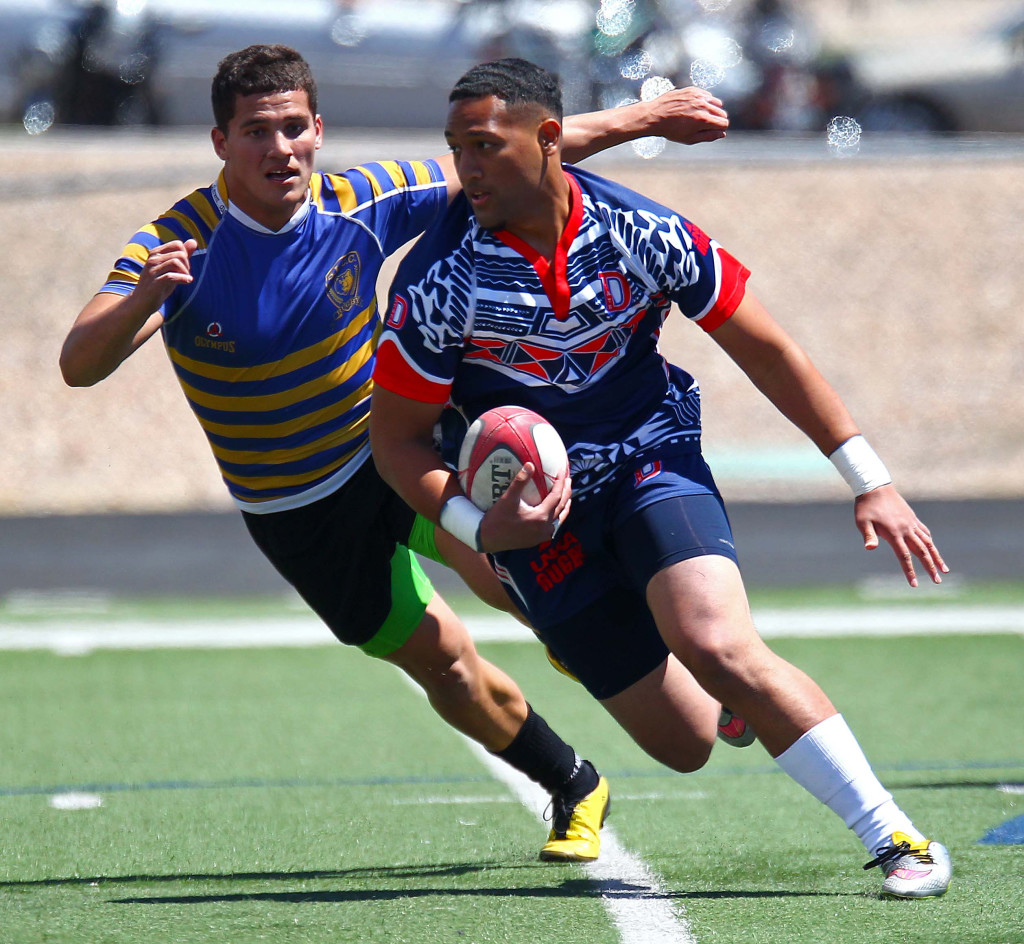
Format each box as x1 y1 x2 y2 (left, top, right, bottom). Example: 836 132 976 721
597 0 634 37
762 23 795 53
23 101 55 135
641 75 675 101
331 15 366 47
119 53 148 86
689 59 726 90
826 115 862 155
632 137 667 160
620 50 653 81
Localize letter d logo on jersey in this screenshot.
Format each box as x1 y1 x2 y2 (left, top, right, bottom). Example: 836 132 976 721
634 461 662 485
599 271 631 313
386 294 408 329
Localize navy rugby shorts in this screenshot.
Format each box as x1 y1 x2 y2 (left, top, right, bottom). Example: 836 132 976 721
492 444 739 700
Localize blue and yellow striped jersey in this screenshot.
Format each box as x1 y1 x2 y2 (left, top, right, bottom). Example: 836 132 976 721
101 160 446 511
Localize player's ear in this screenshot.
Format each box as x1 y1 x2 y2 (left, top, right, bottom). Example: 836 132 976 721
314 113 324 150
211 125 228 161
538 117 561 155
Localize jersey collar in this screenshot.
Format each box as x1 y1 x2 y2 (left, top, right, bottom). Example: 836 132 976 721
216 170 313 235
492 169 583 321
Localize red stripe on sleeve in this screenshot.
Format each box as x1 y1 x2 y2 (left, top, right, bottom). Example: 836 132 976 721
373 338 452 404
698 249 751 333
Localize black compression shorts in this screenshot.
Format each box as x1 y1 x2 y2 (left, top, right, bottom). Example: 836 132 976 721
241 457 435 655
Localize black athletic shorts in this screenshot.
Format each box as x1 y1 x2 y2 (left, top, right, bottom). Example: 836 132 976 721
241 457 436 655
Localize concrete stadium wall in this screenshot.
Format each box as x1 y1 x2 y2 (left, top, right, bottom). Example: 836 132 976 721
1 133 1021 514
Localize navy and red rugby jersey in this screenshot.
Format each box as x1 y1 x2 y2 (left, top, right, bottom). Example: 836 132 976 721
374 165 750 500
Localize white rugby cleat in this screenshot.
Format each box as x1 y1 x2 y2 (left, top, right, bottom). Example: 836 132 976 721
863 831 952 899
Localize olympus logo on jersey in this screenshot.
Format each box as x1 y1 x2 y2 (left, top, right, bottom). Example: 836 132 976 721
194 321 235 352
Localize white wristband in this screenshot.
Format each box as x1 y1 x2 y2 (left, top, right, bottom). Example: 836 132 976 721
828 435 892 496
439 496 485 552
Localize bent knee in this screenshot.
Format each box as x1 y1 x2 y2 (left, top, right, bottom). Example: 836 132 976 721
645 733 715 773
681 629 765 691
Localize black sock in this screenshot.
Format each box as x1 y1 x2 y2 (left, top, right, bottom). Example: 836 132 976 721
493 705 600 800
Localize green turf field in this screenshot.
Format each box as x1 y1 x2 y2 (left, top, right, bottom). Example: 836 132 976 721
1 598 1022 943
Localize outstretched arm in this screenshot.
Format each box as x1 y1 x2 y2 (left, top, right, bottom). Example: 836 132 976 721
370 387 569 553
709 290 949 587
436 87 729 200
60 238 197 386
560 87 729 161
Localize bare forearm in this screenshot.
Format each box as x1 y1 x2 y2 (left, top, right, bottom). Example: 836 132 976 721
711 292 859 456
563 88 729 161
369 389 461 523
746 341 859 456
60 292 162 387
375 438 461 525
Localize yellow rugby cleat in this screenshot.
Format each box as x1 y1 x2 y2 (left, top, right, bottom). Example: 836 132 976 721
539 775 610 862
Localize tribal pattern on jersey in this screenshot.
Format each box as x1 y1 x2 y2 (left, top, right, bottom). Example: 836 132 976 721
375 165 749 499
101 160 446 511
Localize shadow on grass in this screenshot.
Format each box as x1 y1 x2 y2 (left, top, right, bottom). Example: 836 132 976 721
110 879 860 906
895 779 1024 790
0 861 515 890
0 863 867 905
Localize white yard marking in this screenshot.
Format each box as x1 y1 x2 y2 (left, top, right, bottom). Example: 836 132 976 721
463 736 697 944
0 605 1020 654
48 792 103 810
395 668 698 944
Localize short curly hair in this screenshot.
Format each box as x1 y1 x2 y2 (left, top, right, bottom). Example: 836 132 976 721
211 45 318 131
449 58 562 121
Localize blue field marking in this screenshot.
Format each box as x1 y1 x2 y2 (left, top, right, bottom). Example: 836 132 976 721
5 760 1023 802
979 814 1024 845
0 773 494 799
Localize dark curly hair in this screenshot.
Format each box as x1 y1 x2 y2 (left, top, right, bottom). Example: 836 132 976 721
211 45 318 131
449 58 562 121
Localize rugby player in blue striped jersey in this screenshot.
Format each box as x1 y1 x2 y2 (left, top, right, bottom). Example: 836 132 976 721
60 44 733 861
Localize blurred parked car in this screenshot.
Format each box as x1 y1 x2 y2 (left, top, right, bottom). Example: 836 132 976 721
2 0 594 129
852 6 1024 132
588 0 858 133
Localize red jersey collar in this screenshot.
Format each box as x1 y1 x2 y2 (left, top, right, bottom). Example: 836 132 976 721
493 170 583 321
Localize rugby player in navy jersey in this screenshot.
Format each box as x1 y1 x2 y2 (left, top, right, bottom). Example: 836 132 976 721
370 58 952 897
59 44 736 862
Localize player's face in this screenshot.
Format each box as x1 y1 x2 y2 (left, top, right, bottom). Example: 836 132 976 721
211 89 323 231
445 95 561 232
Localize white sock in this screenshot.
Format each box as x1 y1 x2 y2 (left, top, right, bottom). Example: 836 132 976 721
774 713 925 854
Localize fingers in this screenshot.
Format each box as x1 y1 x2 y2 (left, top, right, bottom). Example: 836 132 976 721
503 462 533 503
903 521 949 585
144 240 195 285
869 515 949 588
860 518 879 551
889 535 919 588
481 462 571 551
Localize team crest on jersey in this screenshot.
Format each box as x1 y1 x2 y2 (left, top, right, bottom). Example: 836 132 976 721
326 251 361 316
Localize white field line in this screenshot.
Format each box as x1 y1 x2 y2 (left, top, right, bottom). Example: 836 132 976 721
0 605 1021 654
467 741 697 944
395 673 697 944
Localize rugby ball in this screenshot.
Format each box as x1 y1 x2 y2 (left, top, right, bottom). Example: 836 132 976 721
458 406 568 510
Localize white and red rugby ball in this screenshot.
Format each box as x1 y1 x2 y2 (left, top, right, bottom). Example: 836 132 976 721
458 406 569 510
